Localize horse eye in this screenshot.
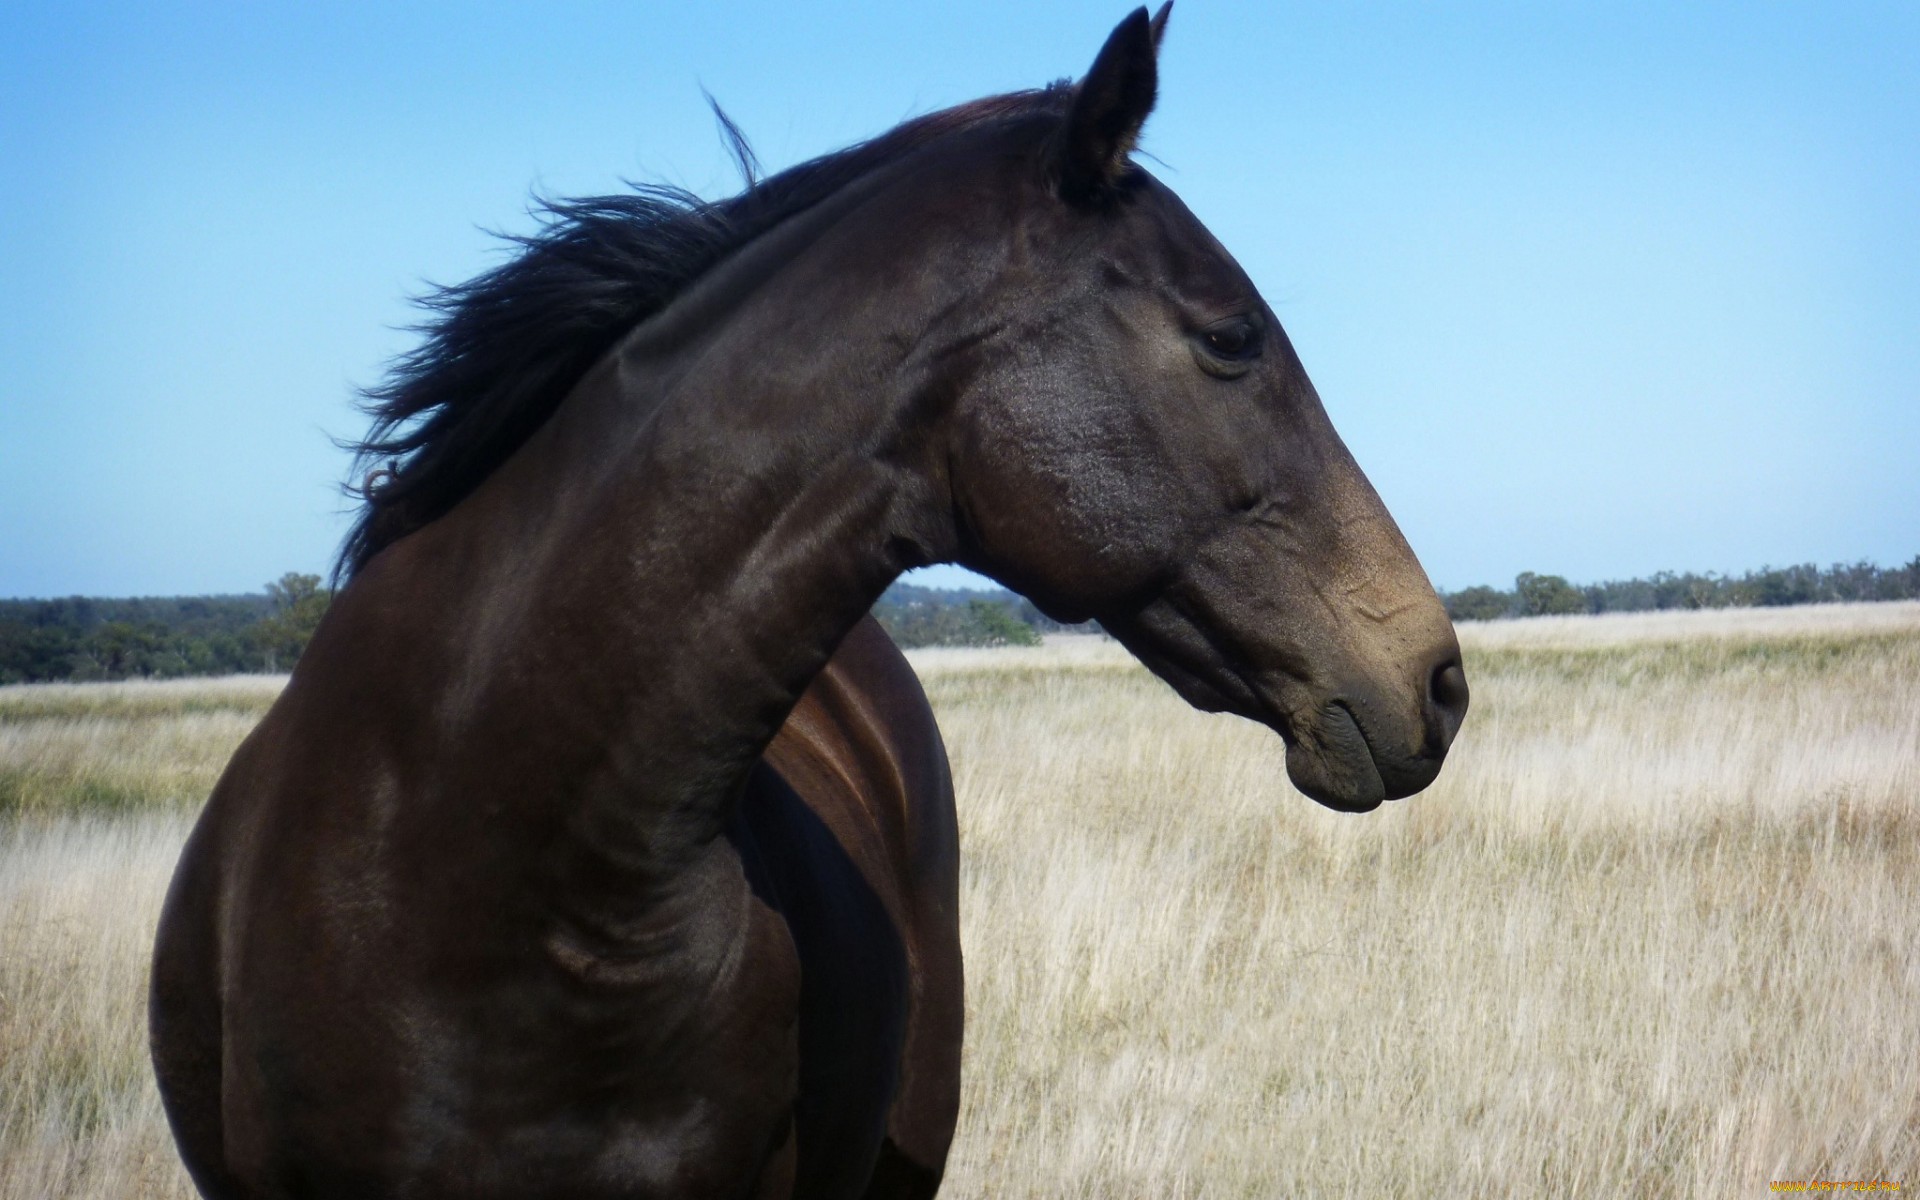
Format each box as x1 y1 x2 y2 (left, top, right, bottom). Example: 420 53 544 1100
1194 315 1263 372
1206 325 1250 355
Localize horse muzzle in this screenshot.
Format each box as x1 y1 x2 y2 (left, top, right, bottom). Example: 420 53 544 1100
1273 656 1467 812
1101 583 1468 813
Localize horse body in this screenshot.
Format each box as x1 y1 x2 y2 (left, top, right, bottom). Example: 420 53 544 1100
152 155 968 1193
154 8 1466 1196
154 607 956 1198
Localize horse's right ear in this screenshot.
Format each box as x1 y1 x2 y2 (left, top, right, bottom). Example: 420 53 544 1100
1055 4 1169 204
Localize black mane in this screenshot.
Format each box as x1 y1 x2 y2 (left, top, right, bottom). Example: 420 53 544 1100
338 87 1072 579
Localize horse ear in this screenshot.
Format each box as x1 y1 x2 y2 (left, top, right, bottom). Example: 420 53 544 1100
1056 4 1169 204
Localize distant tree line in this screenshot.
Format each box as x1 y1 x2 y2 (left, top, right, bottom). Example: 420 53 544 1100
872 582 1095 648
0 575 1085 683
1443 557 1920 622
0 573 332 683
10 556 1912 681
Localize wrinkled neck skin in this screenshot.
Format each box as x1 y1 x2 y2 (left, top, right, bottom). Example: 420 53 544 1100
384 145 1007 922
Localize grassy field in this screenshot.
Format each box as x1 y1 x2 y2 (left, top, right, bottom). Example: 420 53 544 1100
3 604 1917 1197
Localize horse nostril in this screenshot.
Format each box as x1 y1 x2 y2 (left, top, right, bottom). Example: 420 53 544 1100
1428 658 1468 742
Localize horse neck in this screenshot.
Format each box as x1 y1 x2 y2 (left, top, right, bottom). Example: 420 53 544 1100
418 159 994 898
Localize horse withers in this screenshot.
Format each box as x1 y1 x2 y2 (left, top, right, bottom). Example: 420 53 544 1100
150 7 1466 1197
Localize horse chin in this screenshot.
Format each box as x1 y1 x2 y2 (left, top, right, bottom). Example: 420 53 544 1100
1282 702 1389 813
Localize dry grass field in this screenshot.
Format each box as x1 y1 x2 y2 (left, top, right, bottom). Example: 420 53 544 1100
3 603 1917 1197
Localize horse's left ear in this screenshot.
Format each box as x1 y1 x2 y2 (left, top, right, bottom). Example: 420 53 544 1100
1057 3 1171 204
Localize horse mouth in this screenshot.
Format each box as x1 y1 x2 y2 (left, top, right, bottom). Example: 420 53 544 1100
1281 699 1388 813
1282 692 1454 811
1103 605 1398 813
1102 578 1463 812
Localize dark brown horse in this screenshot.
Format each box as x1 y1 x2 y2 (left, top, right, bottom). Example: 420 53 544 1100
150 7 1466 1197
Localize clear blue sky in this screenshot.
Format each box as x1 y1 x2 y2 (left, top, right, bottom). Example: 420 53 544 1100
3 1 1915 599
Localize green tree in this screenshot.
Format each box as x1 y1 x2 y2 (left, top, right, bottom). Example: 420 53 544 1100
252 573 332 671
1752 564 1820 607
1515 572 1587 617
1444 585 1513 622
963 597 1042 646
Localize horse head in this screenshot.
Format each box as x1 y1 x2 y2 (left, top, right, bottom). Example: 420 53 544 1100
946 7 1467 810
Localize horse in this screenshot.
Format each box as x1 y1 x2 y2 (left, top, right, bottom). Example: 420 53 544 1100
149 7 1467 1197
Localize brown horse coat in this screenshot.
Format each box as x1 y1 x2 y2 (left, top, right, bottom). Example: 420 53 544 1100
152 616 957 1199
152 8 1464 1196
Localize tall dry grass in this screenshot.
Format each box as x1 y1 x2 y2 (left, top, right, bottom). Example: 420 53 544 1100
0 677 280 819
3 605 1917 1197
919 604 1920 1196
0 815 199 1199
